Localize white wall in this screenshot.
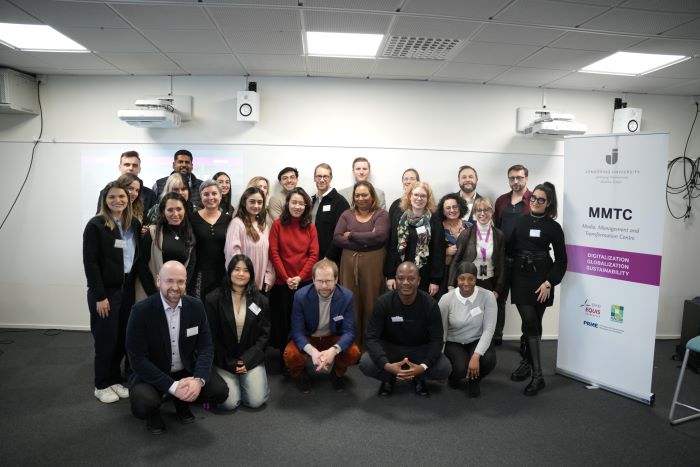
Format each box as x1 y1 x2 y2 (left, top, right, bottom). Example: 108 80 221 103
0 75 697 338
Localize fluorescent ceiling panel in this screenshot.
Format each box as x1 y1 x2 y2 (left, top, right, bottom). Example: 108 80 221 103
0 23 88 52
306 31 383 58
580 51 689 76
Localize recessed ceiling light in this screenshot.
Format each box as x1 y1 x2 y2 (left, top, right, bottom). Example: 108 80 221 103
580 51 689 76
306 31 383 58
0 23 88 52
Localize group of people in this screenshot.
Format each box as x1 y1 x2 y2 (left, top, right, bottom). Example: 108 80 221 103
83 149 567 434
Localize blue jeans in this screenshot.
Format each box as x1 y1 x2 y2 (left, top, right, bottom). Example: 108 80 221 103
215 365 269 410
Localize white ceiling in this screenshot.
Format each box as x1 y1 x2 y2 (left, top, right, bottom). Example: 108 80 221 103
0 0 699 95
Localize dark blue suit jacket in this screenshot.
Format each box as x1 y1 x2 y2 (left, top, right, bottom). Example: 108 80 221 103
290 283 355 352
126 293 214 393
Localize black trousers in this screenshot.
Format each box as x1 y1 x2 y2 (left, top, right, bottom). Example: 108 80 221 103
129 369 228 419
88 278 134 389
494 258 512 339
444 341 497 381
269 282 309 350
359 341 452 382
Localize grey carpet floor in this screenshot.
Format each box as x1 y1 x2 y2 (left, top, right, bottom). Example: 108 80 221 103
0 328 698 466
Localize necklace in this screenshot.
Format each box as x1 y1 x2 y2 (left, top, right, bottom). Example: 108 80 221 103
168 225 182 240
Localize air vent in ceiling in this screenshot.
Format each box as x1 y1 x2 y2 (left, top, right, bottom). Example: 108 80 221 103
382 36 462 60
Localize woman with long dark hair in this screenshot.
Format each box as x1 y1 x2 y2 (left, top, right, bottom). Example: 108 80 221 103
508 182 567 396
116 173 144 223
205 254 270 410
83 181 140 403
268 187 319 371
213 171 233 215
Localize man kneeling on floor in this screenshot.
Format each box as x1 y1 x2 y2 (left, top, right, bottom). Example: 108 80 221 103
359 261 451 398
283 259 362 393
126 261 228 434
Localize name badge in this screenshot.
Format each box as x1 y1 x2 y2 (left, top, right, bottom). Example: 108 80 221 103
114 239 127 249
332 315 344 322
415 225 427 235
186 326 198 337
478 241 488 250
322 205 331 212
391 316 404 323
529 229 541 238
249 303 261 315
469 307 483 318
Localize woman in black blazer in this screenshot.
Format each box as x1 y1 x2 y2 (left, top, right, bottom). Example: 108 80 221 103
205 254 270 410
83 180 140 404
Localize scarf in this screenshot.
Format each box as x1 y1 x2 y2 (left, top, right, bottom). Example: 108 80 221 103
397 210 431 269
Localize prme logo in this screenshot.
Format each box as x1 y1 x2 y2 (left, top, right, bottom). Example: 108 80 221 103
583 320 598 328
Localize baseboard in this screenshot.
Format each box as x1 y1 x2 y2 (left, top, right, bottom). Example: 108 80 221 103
0 323 90 332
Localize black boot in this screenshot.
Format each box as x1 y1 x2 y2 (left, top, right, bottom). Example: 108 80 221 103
519 334 527 357
511 339 531 381
524 336 545 396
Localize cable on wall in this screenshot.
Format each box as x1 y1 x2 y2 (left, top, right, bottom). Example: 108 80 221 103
0 79 44 232
666 102 699 220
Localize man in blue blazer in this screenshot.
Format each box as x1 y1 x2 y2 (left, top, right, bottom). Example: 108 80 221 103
126 261 228 434
283 259 362 393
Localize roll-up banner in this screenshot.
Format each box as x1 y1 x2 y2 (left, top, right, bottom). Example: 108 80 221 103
557 133 668 405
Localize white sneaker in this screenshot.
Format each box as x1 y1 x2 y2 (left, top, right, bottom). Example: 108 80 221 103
94 387 119 403
110 384 129 399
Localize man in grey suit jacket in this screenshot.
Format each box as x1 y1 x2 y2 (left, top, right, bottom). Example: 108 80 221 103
126 261 228 434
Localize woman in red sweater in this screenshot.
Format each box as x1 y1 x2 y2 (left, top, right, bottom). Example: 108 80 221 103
269 187 319 373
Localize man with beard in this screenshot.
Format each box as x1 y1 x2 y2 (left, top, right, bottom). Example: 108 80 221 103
153 149 203 208
492 164 532 347
268 166 299 221
454 165 482 225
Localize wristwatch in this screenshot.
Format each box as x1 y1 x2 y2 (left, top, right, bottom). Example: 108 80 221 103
332 344 342 355
196 377 206 387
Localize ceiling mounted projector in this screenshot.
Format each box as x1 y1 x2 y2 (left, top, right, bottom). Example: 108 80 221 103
516 107 587 138
118 95 192 128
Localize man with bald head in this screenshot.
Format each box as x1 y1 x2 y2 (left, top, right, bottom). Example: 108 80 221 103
126 261 228 434
359 262 451 398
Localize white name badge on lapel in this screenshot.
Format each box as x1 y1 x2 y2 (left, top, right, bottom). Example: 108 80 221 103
415 225 427 235
332 315 344 322
529 229 541 238
249 303 261 315
186 326 198 337
391 316 404 323
323 205 331 212
469 307 483 318
114 239 127 249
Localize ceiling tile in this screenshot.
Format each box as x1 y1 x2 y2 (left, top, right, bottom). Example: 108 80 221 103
625 38 700 55
663 18 700 39
223 30 303 55
141 29 229 53
546 71 660 92
518 47 610 70
0 0 42 24
98 52 184 73
433 62 509 81
488 67 572 86
645 58 700 79
402 0 512 20
390 16 481 38
168 53 246 75
472 24 564 46
236 53 306 73
303 10 392 34
24 52 116 70
580 8 697 35
619 75 690 93
0 48 49 69
201 0 297 5
56 28 157 53
19 0 129 28
550 0 619 5
495 0 608 27
307 56 375 74
620 0 700 14
371 58 444 77
549 32 644 51
209 6 300 31
452 42 541 65
653 79 700 95
112 4 215 29
305 0 403 11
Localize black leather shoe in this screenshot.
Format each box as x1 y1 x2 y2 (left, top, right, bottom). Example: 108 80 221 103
330 372 346 392
295 373 311 393
174 402 195 424
468 378 481 398
378 380 394 398
510 359 531 381
413 379 429 398
146 413 165 435
524 372 546 396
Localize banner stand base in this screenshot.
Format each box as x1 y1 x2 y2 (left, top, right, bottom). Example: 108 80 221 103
556 366 655 406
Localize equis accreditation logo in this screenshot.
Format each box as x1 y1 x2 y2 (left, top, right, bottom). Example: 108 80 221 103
580 299 601 318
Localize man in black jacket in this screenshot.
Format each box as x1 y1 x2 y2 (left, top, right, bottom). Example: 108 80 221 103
96 150 157 213
126 261 227 434
311 163 349 265
152 149 203 208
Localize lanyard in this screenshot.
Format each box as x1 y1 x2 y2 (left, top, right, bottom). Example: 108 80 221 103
475 224 491 262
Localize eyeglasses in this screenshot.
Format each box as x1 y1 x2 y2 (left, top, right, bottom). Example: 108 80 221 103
475 208 492 213
530 196 547 205
412 193 427 199
444 206 460 211
289 200 306 207
508 176 526 182
314 175 331 180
